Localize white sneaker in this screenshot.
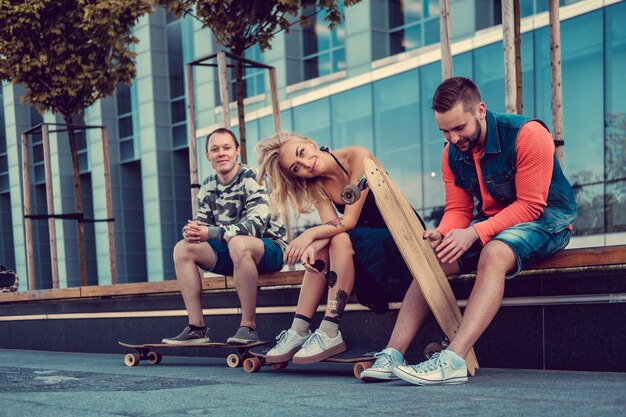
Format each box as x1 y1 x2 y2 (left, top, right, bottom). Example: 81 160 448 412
292 329 347 364
265 329 310 363
360 348 405 382
393 350 468 385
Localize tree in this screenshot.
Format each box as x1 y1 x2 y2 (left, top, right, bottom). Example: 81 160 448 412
158 0 362 163
0 0 152 286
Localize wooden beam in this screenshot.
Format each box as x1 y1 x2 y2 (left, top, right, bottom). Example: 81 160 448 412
439 0 453 79
217 51 231 128
185 63 200 217
549 0 564 168
101 127 117 284
21 133 36 291
502 0 517 114
41 124 60 289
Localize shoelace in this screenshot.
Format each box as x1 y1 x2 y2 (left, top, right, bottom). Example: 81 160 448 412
372 351 396 369
411 352 444 373
274 330 292 348
301 331 324 352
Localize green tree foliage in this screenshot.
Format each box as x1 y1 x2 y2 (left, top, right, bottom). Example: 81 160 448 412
158 0 362 163
0 0 152 286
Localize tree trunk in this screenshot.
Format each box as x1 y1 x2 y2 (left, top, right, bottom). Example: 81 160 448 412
233 49 247 164
64 115 88 286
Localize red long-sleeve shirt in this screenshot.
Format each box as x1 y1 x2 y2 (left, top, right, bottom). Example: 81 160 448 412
436 121 557 245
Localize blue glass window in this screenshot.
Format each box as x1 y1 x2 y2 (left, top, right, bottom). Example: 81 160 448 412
293 98 331 143
167 13 187 150
331 85 373 150
373 70 422 208
302 5 346 80
388 0 440 56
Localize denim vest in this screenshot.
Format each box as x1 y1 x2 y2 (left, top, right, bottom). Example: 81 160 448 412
448 110 577 233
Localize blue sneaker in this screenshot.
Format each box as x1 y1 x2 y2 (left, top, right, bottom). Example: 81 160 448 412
360 348 405 382
393 350 468 385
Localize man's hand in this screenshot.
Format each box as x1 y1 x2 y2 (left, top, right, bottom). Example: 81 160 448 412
283 232 313 266
435 227 479 264
183 220 209 243
423 229 443 249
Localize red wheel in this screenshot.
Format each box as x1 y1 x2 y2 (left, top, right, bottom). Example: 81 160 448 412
147 351 162 365
124 353 141 367
354 361 372 379
271 361 288 370
243 357 262 373
424 342 444 359
227 353 243 368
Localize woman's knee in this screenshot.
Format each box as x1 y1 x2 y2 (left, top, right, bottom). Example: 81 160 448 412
329 233 354 255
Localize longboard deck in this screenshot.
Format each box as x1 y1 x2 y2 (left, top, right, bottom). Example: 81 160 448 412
363 157 479 375
119 340 269 349
254 347 377 364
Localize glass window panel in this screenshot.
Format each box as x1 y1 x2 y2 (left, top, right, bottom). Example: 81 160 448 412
332 48 346 72
120 139 134 162
571 184 604 236
390 0 422 28
474 41 505 113
118 115 133 139
331 85 374 150
0 174 7 193
167 20 185 98
78 152 88 173
373 70 420 155
606 180 626 233
75 131 87 150
33 143 43 162
304 56 319 80
171 99 186 124
34 164 44 183
116 84 132 115
259 110 293 139
317 52 332 77
425 0 439 18
293 98 331 142
172 124 187 149
0 156 7 173
244 120 260 165
424 18 439 46
404 24 422 51
605 1 626 183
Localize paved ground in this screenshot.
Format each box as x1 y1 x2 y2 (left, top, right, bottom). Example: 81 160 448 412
0 349 624 417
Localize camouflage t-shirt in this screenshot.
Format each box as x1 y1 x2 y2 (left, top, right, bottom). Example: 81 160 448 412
194 164 288 251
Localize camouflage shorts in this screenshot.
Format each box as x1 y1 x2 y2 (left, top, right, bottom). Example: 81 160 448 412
0 266 18 292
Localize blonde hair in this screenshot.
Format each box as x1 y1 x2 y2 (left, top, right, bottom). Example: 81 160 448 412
256 132 329 218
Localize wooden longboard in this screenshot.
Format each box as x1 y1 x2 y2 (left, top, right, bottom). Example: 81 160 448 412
118 340 270 367
363 157 479 375
244 348 377 378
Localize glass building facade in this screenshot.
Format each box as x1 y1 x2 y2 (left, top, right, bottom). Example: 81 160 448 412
0 0 623 289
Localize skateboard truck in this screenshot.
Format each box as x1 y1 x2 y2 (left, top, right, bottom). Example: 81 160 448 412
341 176 368 205
311 260 337 288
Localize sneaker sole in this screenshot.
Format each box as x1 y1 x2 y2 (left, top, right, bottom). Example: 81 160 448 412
265 346 302 364
360 371 399 382
393 366 468 386
292 341 347 364
226 337 259 345
161 338 211 345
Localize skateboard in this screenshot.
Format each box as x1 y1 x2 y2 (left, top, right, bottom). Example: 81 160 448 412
242 348 377 379
348 157 479 376
118 340 270 368
0 266 18 292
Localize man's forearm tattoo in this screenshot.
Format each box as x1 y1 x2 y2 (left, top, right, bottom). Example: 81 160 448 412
325 217 344 228
328 289 348 318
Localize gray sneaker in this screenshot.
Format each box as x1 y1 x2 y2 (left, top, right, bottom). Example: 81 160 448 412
227 326 259 345
162 326 210 345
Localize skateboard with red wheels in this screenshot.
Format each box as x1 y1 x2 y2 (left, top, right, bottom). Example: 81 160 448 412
343 158 479 376
118 340 269 367
242 347 377 379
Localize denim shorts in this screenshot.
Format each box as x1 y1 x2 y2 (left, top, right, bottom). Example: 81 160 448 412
207 238 284 276
457 219 571 278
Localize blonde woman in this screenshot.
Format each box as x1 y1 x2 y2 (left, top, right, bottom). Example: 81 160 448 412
256 132 421 377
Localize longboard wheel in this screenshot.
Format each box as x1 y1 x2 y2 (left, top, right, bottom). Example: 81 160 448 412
147 351 162 365
341 184 361 205
243 357 262 373
271 361 288 370
424 342 444 359
124 353 141 367
227 353 243 368
353 361 373 379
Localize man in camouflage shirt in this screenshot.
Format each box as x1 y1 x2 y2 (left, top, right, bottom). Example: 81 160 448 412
163 128 288 345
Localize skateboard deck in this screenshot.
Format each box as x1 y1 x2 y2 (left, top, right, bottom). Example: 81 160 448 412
362 157 479 375
244 347 377 379
118 340 270 367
